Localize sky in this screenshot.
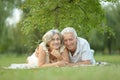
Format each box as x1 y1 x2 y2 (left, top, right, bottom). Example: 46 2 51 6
5 8 23 27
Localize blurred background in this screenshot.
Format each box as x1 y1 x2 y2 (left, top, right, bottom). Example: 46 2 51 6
0 0 120 55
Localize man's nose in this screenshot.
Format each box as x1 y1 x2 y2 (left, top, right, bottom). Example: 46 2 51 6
66 40 70 44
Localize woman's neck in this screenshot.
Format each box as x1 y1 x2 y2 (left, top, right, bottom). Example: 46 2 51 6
49 48 59 52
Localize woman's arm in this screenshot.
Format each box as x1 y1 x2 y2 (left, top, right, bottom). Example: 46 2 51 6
51 49 62 61
40 61 68 67
61 48 69 62
38 46 69 67
37 45 46 67
67 60 91 67
37 45 65 67
50 48 69 62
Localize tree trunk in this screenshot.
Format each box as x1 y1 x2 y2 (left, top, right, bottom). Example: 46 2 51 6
107 38 112 55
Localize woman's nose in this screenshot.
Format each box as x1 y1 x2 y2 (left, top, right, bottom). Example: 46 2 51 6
54 39 59 43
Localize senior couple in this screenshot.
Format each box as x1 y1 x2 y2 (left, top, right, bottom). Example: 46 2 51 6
27 27 96 67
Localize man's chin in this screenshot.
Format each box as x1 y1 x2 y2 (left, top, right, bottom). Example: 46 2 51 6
67 47 73 50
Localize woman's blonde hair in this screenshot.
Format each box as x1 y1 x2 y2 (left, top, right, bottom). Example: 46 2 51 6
42 29 62 45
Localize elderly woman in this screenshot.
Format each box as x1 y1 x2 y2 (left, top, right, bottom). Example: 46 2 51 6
27 29 69 67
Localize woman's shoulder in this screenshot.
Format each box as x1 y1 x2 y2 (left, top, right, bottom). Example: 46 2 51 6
39 42 48 52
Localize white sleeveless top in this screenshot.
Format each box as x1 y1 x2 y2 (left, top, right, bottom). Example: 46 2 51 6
27 42 65 66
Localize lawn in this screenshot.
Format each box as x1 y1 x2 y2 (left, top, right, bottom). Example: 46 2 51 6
0 53 120 80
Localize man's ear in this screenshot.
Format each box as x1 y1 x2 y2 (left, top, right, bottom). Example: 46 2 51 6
76 37 77 40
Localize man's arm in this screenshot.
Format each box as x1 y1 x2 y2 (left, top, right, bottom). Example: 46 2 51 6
67 60 91 66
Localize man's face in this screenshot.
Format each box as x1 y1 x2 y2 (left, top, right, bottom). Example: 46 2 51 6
63 32 77 52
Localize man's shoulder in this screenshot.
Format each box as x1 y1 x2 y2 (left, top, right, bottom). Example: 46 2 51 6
77 37 90 46
77 37 88 42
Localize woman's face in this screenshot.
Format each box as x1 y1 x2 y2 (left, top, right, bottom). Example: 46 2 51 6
48 34 61 50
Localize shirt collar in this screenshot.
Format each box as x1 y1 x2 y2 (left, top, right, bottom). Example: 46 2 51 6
69 38 80 57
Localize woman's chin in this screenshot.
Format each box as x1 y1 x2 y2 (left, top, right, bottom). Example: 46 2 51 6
68 47 74 51
54 47 60 50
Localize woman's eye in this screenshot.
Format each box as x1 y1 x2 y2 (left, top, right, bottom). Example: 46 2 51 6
56 38 60 40
52 39 55 41
52 38 60 41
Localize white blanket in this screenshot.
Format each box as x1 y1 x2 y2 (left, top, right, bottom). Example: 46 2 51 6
4 52 39 69
4 62 108 69
4 63 38 69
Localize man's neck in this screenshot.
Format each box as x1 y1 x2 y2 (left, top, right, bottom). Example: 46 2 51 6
70 39 77 56
70 51 75 56
70 48 76 56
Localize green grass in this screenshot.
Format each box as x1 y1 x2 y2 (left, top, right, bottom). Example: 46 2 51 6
0 54 120 80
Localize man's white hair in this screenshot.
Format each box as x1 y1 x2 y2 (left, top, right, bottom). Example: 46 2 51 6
61 27 77 38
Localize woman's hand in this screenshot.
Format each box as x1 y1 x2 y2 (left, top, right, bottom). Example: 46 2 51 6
51 49 62 61
51 49 60 58
55 61 69 67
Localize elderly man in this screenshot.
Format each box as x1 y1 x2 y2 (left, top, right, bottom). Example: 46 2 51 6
61 27 95 65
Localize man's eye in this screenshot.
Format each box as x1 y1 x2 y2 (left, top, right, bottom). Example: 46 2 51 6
69 39 73 41
56 38 60 40
64 40 67 42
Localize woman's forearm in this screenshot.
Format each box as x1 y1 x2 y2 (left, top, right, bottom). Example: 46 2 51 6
39 61 68 68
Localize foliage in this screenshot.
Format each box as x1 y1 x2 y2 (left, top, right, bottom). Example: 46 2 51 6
19 0 116 52
1 0 119 54
0 0 14 52
0 0 26 53
103 1 120 52
87 0 120 54
20 0 107 37
102 0 119 3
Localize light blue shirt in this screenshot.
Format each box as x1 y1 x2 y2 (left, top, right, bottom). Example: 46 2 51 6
69 37 96 64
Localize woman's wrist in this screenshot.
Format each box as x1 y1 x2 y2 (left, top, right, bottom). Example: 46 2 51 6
57 56 63 61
